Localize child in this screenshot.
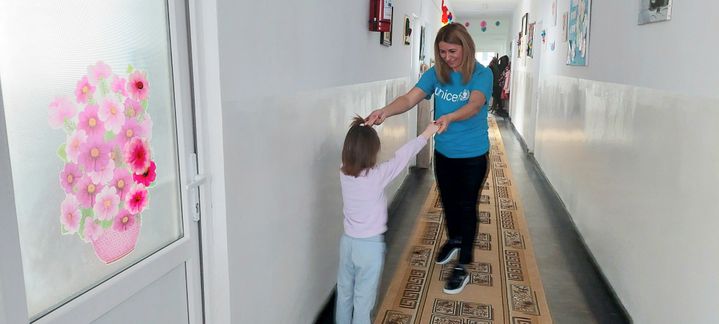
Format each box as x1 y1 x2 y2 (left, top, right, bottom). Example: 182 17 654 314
336 116 439 324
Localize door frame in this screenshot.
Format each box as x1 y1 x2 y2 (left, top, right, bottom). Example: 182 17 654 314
0 0 204 322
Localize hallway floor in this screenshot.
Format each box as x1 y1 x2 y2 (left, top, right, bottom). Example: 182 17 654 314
317 117 630 324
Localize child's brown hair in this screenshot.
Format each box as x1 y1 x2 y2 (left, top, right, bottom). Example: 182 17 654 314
341 116 381 177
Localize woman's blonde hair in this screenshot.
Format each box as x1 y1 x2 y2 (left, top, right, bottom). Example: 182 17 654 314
341 116 381 177
434 23 477 85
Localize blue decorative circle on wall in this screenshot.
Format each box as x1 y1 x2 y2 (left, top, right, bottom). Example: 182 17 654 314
495 21 501 26
481 27 487 32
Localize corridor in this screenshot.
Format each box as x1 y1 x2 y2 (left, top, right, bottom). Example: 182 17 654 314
1 0 717 323
315 117 629 323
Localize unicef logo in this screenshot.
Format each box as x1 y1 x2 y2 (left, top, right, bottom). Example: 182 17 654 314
435 88 471 103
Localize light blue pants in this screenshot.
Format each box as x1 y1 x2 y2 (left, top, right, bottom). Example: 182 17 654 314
335 234 385 324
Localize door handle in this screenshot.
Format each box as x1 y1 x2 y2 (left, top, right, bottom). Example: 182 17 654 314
186 174 208 190
186 174 208 222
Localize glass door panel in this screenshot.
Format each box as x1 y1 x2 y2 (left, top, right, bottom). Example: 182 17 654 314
0 0 185 318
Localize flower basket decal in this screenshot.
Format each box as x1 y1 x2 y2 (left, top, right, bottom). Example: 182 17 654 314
51 61 156 264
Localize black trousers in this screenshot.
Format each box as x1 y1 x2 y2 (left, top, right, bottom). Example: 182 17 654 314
434 151 489 264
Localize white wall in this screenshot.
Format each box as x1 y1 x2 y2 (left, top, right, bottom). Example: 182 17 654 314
509 0 719 323
191 0 445 322
460 16 512 56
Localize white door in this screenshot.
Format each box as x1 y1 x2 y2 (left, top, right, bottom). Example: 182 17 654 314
0 1 203 323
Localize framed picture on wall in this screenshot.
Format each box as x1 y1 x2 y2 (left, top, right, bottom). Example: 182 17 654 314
566 0 591 65
419 25 426 60
403 16 411 45
527 22 535 58
380 6 393 46
638 0 672 24
562 12 568 42
516 32 522 58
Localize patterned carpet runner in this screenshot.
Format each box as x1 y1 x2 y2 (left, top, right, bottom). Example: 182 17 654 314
374 117 552 324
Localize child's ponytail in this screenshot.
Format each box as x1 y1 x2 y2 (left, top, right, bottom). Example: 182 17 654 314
341 115 381 177
350 115 365 128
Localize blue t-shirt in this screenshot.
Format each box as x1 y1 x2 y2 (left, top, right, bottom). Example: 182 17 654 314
415 62 493 158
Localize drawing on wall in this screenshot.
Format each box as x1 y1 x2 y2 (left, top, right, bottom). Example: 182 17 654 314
50 61 156 264
527 22 535 58
638 0 672 24
567 0 591 66
552 0 558 26
562 12 568 42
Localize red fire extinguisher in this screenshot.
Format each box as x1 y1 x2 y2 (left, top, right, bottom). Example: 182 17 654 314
369 0 392 32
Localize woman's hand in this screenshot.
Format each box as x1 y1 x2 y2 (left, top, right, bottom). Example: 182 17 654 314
365 88 427 126
364 108 387 126
434 114 454 133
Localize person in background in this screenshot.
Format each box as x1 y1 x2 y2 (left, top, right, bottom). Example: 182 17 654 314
500 60 512 116
364 22 493 295
487 57 499 111
493 55 510 117
336 116 439 324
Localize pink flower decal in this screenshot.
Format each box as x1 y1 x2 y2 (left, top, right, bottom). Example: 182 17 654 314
111 168 133 200
116 118 145 148
127 71 149 101
89 159 115 184
76 175 102 209
79 135 111 172
124 137 151 174
52 61 155 263
111 75 127 96
75 76 95 103
60 195 81 234
125 184 148 214
83 219 104 242
88 61 112 84
98 97 125 133
113 210 136 232
78 104 105 137
124 98 143 119
66 130 88 163
133 160 157 186
59 163 81 193
48 97 76 129
94 186 120 221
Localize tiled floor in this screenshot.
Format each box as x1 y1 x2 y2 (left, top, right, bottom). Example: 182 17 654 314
316 116 630 324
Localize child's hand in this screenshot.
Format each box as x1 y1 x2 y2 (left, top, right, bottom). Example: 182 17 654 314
434 114 452 134
421 122 440 139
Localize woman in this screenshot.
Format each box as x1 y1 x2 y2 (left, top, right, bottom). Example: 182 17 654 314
365 23 493 295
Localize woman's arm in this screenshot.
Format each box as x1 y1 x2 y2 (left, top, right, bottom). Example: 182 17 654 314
435 90 486 133
365 87 427 125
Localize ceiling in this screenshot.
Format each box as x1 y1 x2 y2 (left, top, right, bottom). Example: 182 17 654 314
450 0 520 18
